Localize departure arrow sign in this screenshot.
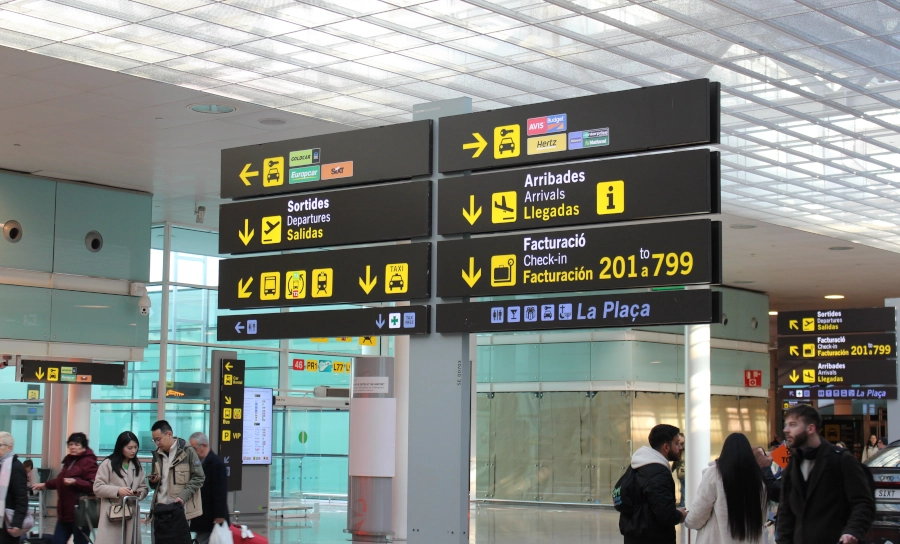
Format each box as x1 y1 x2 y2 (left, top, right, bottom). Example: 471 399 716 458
789 320 799 330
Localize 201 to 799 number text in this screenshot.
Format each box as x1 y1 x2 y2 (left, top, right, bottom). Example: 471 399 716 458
598 252 694 280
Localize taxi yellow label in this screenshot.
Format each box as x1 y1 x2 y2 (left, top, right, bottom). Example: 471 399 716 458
491 254 516 287
491 191 517 223
261 216 282 244
494 125 520 159
285 271 306 299
263 157 284 187
260 272 280 300
597 181 624 215
312 268 333 298
526 134 566 155
385 263 409 294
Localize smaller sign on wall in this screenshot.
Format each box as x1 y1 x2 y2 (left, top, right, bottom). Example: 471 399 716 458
744 370 763 388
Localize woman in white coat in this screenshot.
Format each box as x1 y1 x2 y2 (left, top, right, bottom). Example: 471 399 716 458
684 433 767 544
92 432 148 544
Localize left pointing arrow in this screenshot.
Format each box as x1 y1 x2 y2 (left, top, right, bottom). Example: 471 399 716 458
240 163 258 186
225 362 234 371
235 321 245 334
239 219 254 246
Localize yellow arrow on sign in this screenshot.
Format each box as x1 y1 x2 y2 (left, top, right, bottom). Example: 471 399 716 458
461 257 482 288
789 370 800 383
238 277 253 299
35 367 44 381
463 133 488 158
239 219 254 246
462 195 482 225
789 346 800 357
789 320 798 330
225 362 233 371
239 163 258 186
359 265 377 294
225 396 232 405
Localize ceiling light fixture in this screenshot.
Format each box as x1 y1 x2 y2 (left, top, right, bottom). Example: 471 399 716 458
189 104 236 114
729 224 757 229
824 295 845 299
768 311 778 316
829 246 854 250
259 118 286 126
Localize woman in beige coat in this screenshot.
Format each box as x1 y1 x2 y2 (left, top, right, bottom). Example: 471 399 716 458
92 432 148 544
684 433 767 544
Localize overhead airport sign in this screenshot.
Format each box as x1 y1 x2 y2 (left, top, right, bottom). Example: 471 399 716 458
217 359 245 491
777 307 896 336
777 360 897 387
436 219 721 298
221 120 432 199
19 360 126 386
218 243 430 310
219 181 432 254
777 332 895 360
435 289 721 334
218 306 430 342
439 79 719 173
437 150 719 235
780 385 897 400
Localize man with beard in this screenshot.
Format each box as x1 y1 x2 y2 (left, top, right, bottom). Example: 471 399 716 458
776 405 874 544
620 424 687 544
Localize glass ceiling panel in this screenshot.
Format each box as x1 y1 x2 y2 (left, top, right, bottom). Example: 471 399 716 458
2 0 900 252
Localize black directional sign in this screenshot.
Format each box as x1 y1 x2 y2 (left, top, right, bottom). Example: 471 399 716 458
221 120 432 199
777 332 896 361
220 181 432 255
438 150 720 235
218 243 430 310
436 219 721 298
19 360 126 386
777 307 896 336
778 360 897 388
217 359 244 491
439 79 719 173
436 289 721 333
780 385 897 401
218 306 430 342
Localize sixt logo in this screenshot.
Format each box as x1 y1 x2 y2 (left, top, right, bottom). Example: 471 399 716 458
527 114 567 136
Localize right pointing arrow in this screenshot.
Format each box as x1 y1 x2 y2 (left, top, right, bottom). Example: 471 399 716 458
461 257 482 288
790 370 800 383
463 132 488 158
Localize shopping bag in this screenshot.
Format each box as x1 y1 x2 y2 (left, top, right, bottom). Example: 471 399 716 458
210 521 234 544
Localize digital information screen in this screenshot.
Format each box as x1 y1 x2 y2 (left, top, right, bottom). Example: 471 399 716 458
242 387 273 465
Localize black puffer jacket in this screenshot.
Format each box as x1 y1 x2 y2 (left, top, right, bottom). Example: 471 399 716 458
3 455 29 529
622 446 683 544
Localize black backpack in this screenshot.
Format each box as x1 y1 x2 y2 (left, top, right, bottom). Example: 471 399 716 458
827 446 876 495
614 466 653 537
612 466 637 513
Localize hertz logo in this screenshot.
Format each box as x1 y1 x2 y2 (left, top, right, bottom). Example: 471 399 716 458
166 390 185 397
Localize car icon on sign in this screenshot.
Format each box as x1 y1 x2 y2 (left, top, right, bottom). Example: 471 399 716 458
267 168 279 182
499 138 516 153
389 274 405 290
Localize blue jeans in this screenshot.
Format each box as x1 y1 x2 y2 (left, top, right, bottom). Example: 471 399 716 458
678 476 686 507
53 521 88 544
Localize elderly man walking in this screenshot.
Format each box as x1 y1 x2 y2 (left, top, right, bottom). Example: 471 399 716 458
189 432 230 544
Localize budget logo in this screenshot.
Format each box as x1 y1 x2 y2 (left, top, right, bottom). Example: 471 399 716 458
527 114 566 136
289 148 320 166
289 165 320 184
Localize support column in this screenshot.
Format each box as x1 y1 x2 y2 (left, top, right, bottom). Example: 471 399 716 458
47 383 66 467
65 385 91 440
684 323 710 510
392 335 409 541
885 299 900 441
157 222 172 422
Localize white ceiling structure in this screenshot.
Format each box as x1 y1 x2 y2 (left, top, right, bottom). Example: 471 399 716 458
0 0 899 310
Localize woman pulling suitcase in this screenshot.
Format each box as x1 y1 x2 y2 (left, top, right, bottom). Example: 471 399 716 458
92 432 148 544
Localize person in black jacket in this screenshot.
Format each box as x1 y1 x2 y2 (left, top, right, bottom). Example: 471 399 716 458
0 432 28 543
188 433 229 544
620 424 687 544
775 405 875 544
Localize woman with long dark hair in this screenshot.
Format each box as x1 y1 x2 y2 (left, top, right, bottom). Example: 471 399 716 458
684 433 767 543
93 432 148 544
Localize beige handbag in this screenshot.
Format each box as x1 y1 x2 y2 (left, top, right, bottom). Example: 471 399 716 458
107 497 134 522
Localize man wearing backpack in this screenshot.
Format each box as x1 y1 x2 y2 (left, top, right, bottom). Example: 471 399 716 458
618 423 687 544
776 405 874 544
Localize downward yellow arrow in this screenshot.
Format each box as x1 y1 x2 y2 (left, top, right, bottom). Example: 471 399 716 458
239 219 254 246
359 265 377 294
462 195 482 225
789 346 799 357
35 367 44 381
463 132 488 158
238 277 253 299
239 163 258 186
790 370 800 383
461 257 482 288
789 320 798 330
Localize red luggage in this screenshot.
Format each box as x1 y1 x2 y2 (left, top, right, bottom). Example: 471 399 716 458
229 523 269 544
